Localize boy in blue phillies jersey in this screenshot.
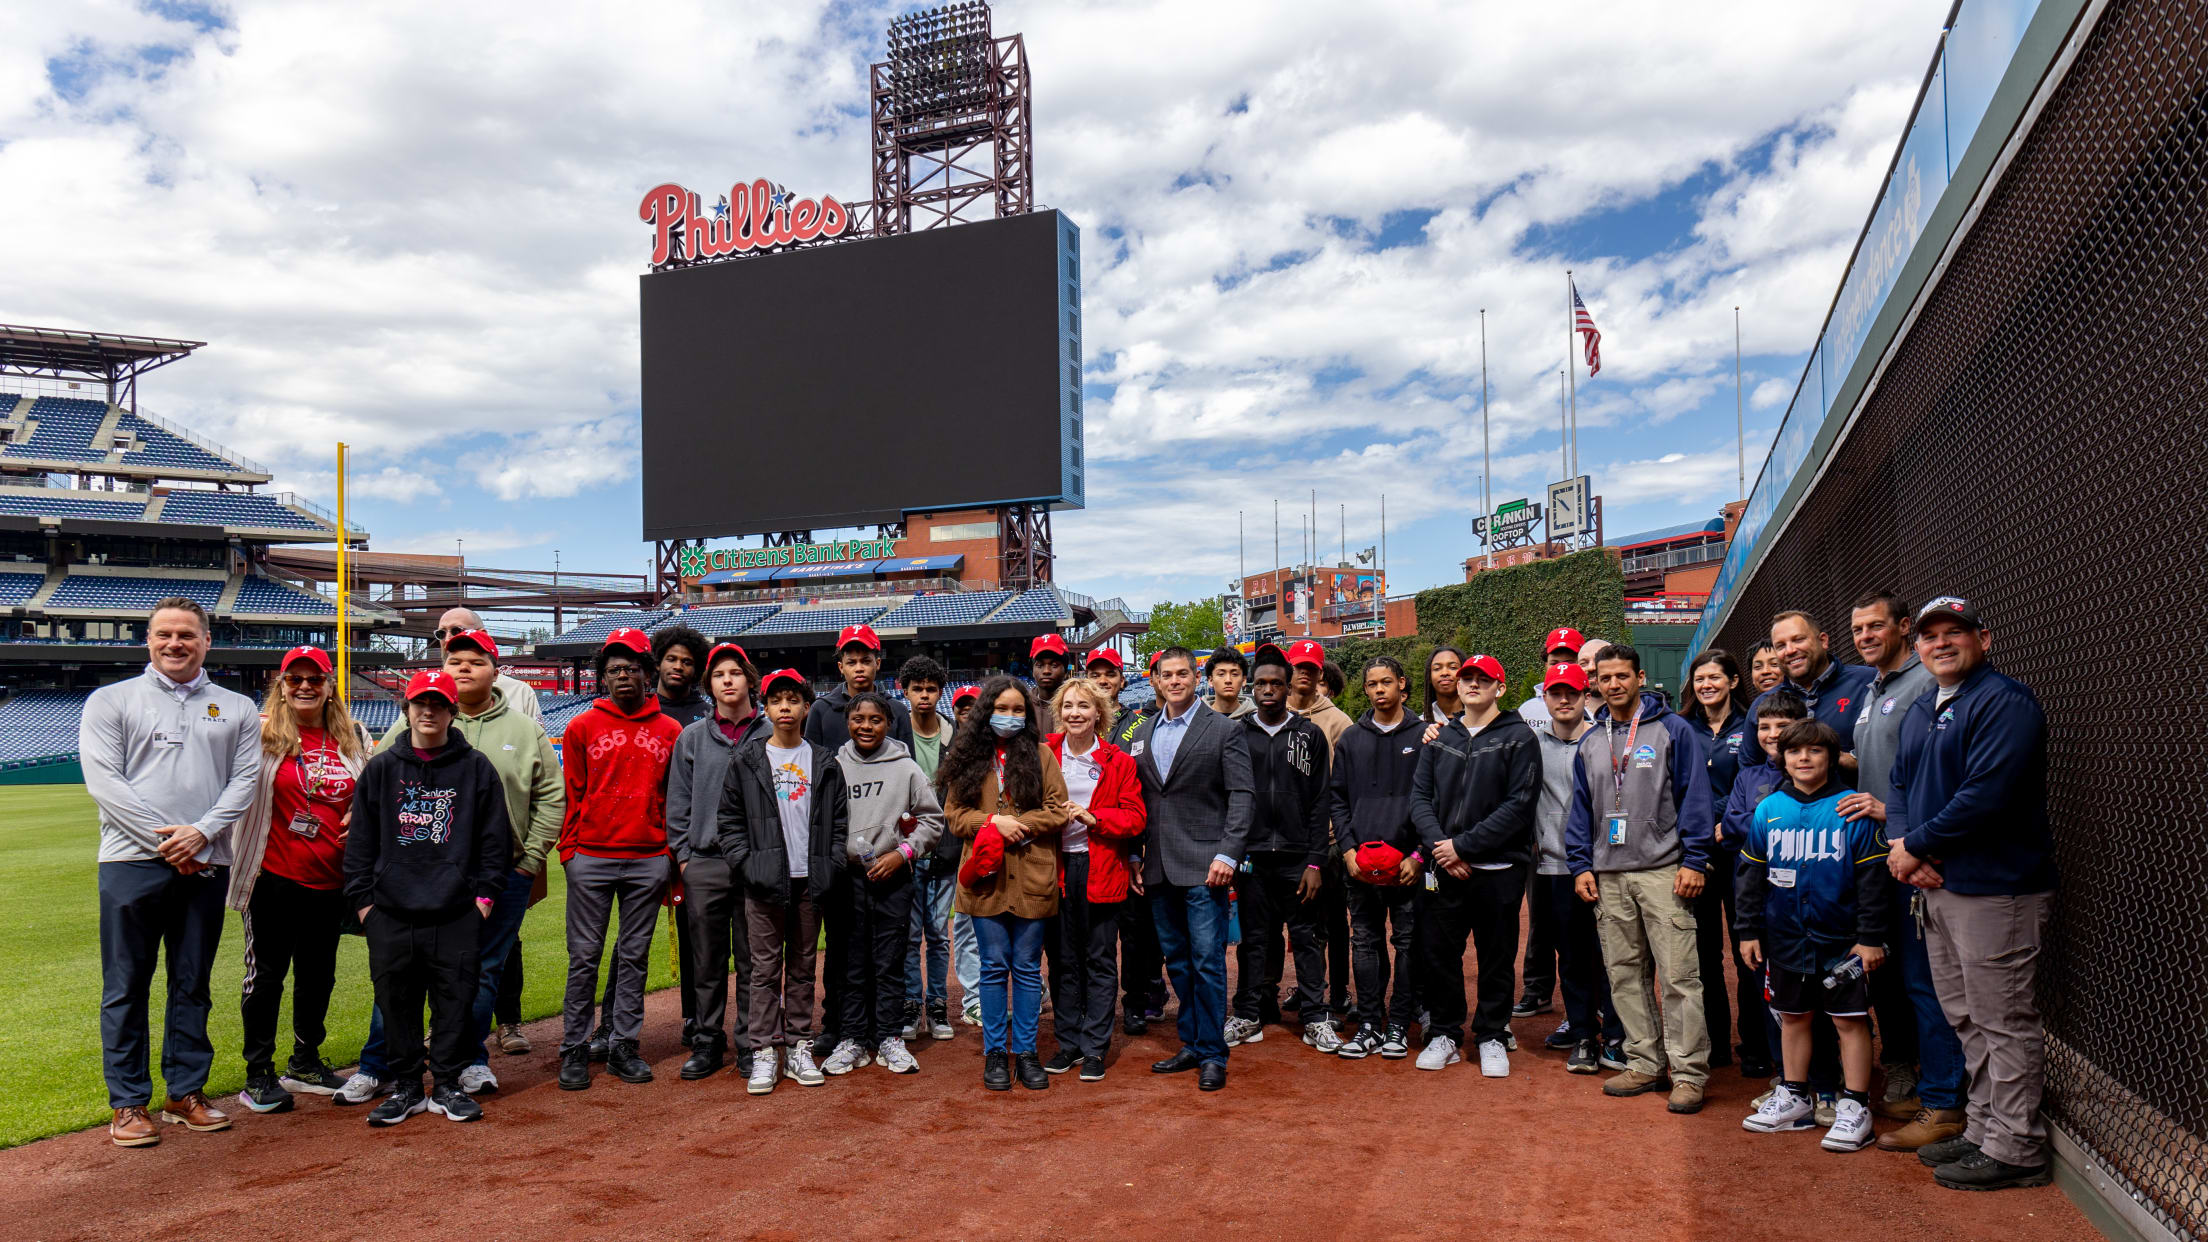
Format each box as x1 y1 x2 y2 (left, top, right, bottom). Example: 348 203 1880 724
1736 720 1892 1153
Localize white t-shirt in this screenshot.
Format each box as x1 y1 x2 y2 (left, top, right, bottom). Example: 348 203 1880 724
1059 738 1101 853
765 742 814 879
1371 713 1408 733
1936 682 1962 708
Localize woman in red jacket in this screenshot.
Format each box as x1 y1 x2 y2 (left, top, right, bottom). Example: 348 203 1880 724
1042 677 1147 1081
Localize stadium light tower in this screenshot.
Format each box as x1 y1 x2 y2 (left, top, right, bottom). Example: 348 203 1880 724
871 2 1034 236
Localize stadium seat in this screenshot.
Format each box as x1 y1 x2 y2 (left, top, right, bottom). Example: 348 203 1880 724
0 491 149 522
544 609 672 647
658 604 782 638
872 590 1014 629
992 585 1071 624
0 396 110 463
233 576 339 616
0 690 90 763
159 491 323 531
46 574 224 611
734 603 893 638
114 413 248 473
0 572 41 606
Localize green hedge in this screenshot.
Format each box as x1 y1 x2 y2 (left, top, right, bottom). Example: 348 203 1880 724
1332 549 1628 716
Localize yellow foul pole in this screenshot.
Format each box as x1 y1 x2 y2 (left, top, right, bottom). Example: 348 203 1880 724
336 442 350 708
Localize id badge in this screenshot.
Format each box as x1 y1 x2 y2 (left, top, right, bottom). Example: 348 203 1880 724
1769 867 1797 888
285 810 322 840
1606 814 1628 847
1423 870 1439 892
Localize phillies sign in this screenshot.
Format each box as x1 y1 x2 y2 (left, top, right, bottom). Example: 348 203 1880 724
638 179 851 266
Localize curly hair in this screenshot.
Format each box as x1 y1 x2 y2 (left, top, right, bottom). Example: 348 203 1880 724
935 675 1043 812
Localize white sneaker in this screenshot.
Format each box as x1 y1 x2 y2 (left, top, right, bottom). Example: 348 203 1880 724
334 1073 384 1105
457 1063 499 1096
1223 1017 1263 1046
747 1048 778 1095
1302 1021 1342 1053
1821 1098 1875 1151
785 1044 825 1086
877 1037 919 1074
1477 1038 1510 1078
1743 1084 1817 1133
929 1012 955 1041
1415 1035 1460 1071
822 1038 871 1075
961 1001 983 1027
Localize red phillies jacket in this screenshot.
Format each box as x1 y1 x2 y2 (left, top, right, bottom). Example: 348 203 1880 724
558 698 684 863
1046 732 1147 902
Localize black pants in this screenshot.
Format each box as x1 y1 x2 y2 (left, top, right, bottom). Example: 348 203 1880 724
1119 882 1165 1012
680 854 753 1050
1348 879 1421 1030
1045 854 1122 1058
366 908 480 1086
1416 862 1527 1046
239 872 346 1076
1695 850 1772 1066
833 864 914 1047
98 860 227 1108
1868 902 1919 1067
1319 867 1350 1014
495 939 523 1026
1521 868 1558 1002
1541 873 1624 1043
1234 855 1330 1024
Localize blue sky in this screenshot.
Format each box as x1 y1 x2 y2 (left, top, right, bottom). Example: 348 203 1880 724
0 1 1947 613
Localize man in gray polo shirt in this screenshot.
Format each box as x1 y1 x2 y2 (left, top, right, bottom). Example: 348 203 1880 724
80 597 261 1146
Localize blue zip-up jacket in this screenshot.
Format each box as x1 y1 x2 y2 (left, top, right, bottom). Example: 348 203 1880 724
1735 782 1891 973
1565 691 1714 876
1887 662 2055 895
1721 759 1784 849
1683 706 1747 850
1741 658 1877 766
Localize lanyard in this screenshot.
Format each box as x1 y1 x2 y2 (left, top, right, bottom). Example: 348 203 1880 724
1608 711 1642 813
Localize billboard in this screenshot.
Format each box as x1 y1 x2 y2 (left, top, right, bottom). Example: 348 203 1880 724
639 209 1083 541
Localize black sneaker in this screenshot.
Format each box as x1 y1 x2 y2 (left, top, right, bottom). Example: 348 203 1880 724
1934 1151 2051 1191
1379 1025 1411 1059
900 1000 924 1040
279 1055 347 1096
1080 1056 1107 1082
609 1039 653 1084
426 1083 482 1123
236 1074 294 1114
1338 1028 1381 1060
1599 1038 1628 1071
1566 1039 1601 1074
1123 1011 1147 1036
1917 1135 1982 1169
1512 992 1553 1017
1044 1049 1078 1075
367 1081 426 1127
1015 1052 1049 1090
734 1047 755 1079
1543 1019 1578 1051
983 1051 1012 1091
587 1030 611 1063
558 1046 592 1091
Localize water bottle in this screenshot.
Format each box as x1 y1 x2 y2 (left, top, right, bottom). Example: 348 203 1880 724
1822 953 1865 990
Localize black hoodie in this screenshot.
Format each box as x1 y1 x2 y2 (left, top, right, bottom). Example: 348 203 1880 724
1241 710 1331 866
344 731 513 922
1410 711 1542 868
1329 710 1427 858
804 684 912 751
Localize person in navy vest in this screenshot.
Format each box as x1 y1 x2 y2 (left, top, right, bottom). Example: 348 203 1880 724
1885 597 2057 1193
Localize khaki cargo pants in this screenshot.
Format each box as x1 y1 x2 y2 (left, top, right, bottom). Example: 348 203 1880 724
1593 865 1710 1085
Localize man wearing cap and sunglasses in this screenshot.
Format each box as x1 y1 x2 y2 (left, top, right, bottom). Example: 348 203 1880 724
1885 597 2057 1192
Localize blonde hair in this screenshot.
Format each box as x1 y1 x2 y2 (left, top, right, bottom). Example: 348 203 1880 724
1050 677 1117 732
261 668 367 762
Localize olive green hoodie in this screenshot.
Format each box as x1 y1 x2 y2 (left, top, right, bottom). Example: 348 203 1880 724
380 684 564 874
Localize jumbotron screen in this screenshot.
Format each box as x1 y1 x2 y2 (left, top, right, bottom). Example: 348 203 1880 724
639 209 1081 541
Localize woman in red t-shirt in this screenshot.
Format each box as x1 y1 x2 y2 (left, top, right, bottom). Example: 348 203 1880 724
226 646 371 1114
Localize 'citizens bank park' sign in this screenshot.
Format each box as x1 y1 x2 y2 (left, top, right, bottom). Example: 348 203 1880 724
639 178 851 267
680 539 901 576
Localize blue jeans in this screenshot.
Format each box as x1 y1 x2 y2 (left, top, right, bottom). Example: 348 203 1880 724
972 913 1045 1054
953 911 981 1008
1153 882 1231 1065
906 864 956 1009
1895 882 1966 1110
358 867 532 1078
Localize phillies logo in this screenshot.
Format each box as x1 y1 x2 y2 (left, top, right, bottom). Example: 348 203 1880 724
639 179 850 266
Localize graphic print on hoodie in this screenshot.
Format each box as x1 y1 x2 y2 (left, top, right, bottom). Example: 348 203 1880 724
396 783 459 846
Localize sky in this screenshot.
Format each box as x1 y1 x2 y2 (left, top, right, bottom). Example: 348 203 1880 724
0 1 1948 612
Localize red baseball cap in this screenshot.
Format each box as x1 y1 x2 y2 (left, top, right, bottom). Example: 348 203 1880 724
1146 651 1163 670
602 627 652 656
1543 626 1586 656
758 668 808 699
1542 662 1590 692
444 628 498 659
1030 633 1069 659
1356 841 1406 877
951 685 980 707
1253 641 1289 668
281 645 332 675
404 669 459 705
1284 639 1326 668
1084 647 1124 672
835 623 882 652
705 642 750 671
1463 654 1506 683
958 821 1006 888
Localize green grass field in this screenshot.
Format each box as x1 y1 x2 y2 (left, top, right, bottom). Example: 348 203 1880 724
0 784 676 1148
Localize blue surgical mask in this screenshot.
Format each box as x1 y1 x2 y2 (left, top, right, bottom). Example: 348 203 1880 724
989 712 1025 737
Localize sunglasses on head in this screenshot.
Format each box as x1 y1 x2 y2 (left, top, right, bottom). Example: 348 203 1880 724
283 673 327 689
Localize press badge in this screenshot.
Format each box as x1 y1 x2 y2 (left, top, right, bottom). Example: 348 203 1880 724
285 811 322 840
1606 814 1628 846
1769 868 1797 888
1423 870 1439 892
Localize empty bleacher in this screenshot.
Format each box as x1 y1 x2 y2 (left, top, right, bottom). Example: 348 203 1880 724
159 490 322 530
662 603 782 639
114 412 244 473
0 490 147 522
872 590 1013 629
993 585 1070 624
736 603 893 638
0 690 87 763
46 574 224 611
1 396 109 463
233 575 338 616
0 572 42 606
542 695 597 736
349 698 404 733
545 609 671 647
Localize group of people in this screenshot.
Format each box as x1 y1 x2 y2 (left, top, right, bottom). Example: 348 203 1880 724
81 587 2057 1193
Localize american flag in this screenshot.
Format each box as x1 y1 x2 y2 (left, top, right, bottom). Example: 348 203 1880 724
1572 280 1602 376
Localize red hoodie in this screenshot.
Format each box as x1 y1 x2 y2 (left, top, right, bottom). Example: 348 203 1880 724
558 697 684 862
1045 732 1147 902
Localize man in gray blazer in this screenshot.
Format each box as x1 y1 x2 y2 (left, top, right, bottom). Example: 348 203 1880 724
1131 647 1254 1091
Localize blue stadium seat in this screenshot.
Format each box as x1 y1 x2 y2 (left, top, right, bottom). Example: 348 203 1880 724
0 396 110 463
46 574 223 611
0 492 148 521
658 604 782 638
872 590 1014 629
0 572 41 606
993 585 1070 623
159 491 322 530
545 609 671 647
233 576 338 616
114 413 246 473
735 603 892 638
0 690 90 763
348 699 404 732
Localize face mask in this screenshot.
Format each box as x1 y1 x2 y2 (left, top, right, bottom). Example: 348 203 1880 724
989 712 1025 738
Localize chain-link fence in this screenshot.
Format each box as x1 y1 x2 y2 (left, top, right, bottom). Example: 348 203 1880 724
1706 1 2207 1235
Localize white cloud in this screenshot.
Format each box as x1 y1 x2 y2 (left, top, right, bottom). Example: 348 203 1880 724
410 527 553 557
466 418 638 501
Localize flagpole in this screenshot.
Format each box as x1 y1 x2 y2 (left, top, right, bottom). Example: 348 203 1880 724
1566 271 1578 479
1558 369 1568 480
1481 308 1493 573
1380 492 1387 598
1735 305 1745 500
1273 500 1280 635
335 442 349 707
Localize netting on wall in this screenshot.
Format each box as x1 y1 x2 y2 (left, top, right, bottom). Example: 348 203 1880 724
1709 2 2208 1235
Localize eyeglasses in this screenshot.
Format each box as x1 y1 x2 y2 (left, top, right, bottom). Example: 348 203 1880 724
283 674 327 689
432 626 463 640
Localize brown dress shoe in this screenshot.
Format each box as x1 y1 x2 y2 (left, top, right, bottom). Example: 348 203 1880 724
110 1107 159 1147
158 1092 232 1132
1602 1069 1671 1097
1877 1106 1966 1151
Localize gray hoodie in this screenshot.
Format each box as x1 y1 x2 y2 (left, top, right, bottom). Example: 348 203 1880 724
1532 717 1589 875
834 737 945 864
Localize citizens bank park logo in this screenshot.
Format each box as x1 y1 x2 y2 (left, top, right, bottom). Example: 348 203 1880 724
639 178 851 266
